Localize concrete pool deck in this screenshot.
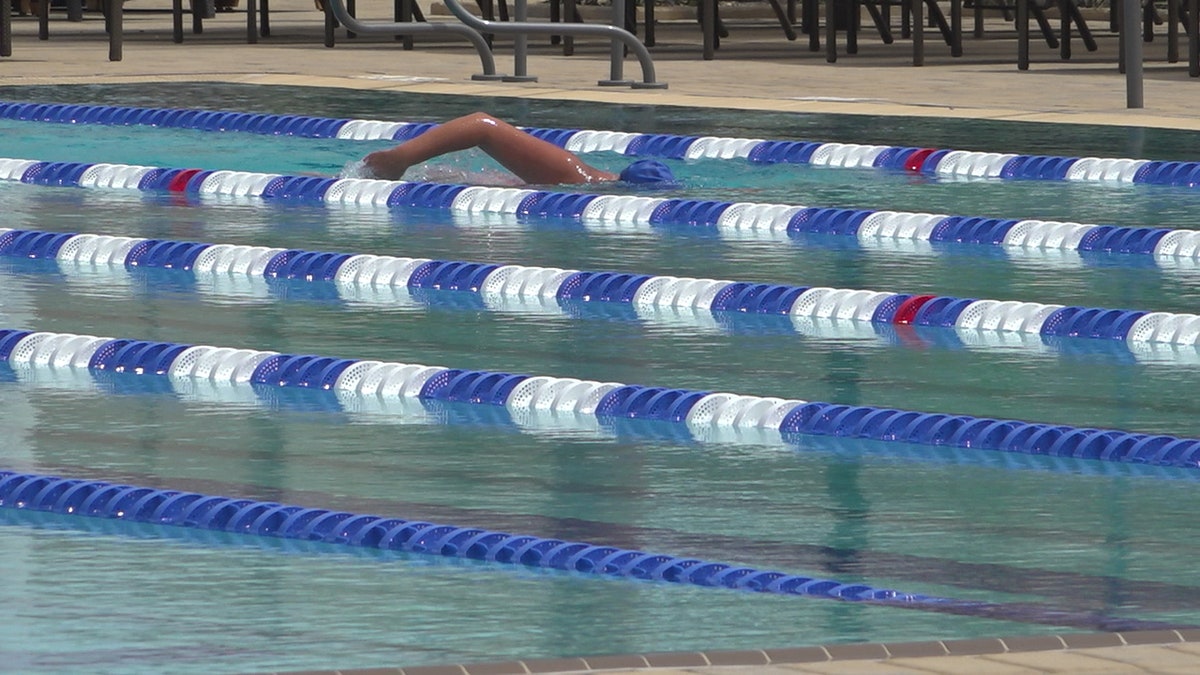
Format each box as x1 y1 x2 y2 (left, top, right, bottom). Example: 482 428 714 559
5 3 1200 674
4 0 1200 130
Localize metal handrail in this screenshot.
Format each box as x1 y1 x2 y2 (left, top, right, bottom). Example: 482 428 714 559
324 0 504 80
441 0 667 88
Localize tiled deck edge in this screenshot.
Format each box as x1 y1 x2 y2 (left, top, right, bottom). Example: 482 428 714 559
260 628 1200 674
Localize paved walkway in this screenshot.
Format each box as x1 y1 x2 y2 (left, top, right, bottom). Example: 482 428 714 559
3 0 1200 129
6 4 1200 673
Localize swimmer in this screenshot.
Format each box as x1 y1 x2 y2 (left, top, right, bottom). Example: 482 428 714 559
361 112 675 187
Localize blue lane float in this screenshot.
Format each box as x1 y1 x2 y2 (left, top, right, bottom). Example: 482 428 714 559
3 350 1195 484
7 227 1200 359
4 327 1200 470
1 101 1195 188
0 468 940 603
3 157 1200 269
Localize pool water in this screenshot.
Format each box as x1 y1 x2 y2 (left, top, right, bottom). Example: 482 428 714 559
2 84 1200 674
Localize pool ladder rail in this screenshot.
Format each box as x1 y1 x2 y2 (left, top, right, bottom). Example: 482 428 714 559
320 0 664 87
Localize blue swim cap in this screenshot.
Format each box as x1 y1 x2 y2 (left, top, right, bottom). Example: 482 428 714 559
618 159 677 186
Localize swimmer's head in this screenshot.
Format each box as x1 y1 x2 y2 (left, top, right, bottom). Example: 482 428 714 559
618 160 677 188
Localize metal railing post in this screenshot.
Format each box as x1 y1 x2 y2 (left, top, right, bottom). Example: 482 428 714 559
505 0 538 82
599 0 633 85
1122 0 1143 107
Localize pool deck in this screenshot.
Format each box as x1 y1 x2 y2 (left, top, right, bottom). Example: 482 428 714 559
249 629 1200 674
6 3 1200 674
5 0 1200 130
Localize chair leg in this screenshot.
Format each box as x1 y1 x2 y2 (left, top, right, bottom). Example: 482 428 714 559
563 0 575 54
1176 0 1185 61
1 0 10 58
244 0 256 43
950 0 961 55
1071 2 1097 50
259 0 269 36
192 0 204 34
973 0 983 37
645 0 655 46
323 0 335 46
397 0 415 49
923 0 953 45
172 0 183 42
698 0 725 53
865 2 893 42
1018 0 1029 69
1189 0 1199 75
105 0 123 60
475 0 495 46
1059 0 1071 58
497 0 508 22
1030 4 1058 48
549 0 560 45
702 2 727 38
701 0 716 58
804 0 820 50
848 0 859 53
825 0 837 61
38 0 48 38
765 0 798 39
911 0 924 65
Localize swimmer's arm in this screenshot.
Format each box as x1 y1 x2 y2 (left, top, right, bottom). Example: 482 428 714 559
364 112 617 185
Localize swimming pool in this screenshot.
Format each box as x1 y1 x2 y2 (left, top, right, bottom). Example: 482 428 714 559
3 83 1200 674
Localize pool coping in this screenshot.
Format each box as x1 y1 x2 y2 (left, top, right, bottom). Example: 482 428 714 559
253 628 1200 674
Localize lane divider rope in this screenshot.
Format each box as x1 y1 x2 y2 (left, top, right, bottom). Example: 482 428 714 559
0 469 937 603
5 228 1200 361
7 334 1196 486
2 101 1197 188
7 353 1194 482
3 327 1200 469
4 158 1200 268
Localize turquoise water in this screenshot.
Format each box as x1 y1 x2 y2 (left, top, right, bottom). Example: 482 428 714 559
2 85 1200 674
